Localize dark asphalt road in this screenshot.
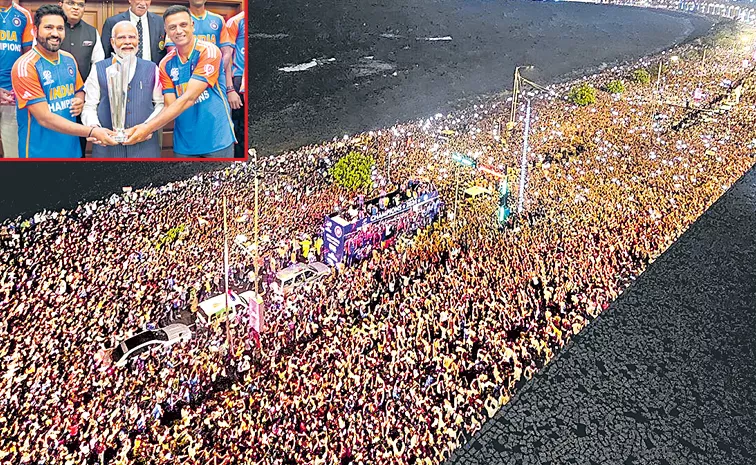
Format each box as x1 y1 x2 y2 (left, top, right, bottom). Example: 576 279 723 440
447 163 756 465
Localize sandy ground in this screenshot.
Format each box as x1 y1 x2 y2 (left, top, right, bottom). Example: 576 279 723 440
0 2 713 221
250 0 713 154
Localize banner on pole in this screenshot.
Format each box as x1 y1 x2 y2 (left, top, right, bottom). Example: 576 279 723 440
247 294 263 333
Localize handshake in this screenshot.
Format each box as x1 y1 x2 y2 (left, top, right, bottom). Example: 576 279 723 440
86 124 154 147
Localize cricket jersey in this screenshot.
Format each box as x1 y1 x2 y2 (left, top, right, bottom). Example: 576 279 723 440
159 39 235 155
11 47 84 158
225 12 245 82
0 2 33 90
166 11 230 48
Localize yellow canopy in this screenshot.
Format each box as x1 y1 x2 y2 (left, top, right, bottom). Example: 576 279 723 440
464 186 492 197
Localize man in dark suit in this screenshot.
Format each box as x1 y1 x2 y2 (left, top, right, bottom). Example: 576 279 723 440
101 0 166 66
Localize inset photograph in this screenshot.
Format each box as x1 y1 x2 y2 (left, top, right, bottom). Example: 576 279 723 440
0 0 245 158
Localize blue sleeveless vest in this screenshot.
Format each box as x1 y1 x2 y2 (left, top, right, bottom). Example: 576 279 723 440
91 57 161 158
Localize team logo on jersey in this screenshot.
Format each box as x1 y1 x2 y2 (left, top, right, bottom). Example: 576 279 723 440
210 21 218 30
67 65 74 77
240 47 245 56
203 64 214 76
42 70 54 86
170 67 179 81
12 17 21 27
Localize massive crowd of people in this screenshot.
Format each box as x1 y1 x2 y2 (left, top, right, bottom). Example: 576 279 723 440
1 25 755 465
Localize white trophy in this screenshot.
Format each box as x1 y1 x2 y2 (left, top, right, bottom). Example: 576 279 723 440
106 53 134 143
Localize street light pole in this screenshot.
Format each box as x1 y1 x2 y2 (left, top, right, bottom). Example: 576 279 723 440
449 152 476 229
222 196 234 359
252 149 260 302
387 151 392 185
509 65 549 130
453 164 460 229
517 98 531 214
509 67 521 129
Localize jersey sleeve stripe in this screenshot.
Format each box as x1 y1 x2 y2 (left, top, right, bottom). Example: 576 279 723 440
199 42 218 59
17 53 34 78
199 42 212 58
16 55 26 78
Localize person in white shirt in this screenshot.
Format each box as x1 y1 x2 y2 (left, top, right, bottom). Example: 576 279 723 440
101 0 166 66
127 6 150 61
82 21 163 158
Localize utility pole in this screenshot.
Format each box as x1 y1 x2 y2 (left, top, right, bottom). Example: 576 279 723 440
387 151 392 185
453 164 460 228
449 152 476 229
517 98 532 214
508 65 549 130
506 66 552 215
508 67 522 130
253 149 261 331
222 197 234 359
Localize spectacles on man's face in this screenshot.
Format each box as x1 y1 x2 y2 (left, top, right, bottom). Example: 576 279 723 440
63 1 86 9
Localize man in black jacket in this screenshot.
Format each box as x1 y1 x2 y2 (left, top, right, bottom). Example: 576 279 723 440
59 0 105 154
59 0 104 81
101 0 166 66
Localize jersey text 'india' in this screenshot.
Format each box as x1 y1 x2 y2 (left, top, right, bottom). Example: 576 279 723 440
11 48 84 158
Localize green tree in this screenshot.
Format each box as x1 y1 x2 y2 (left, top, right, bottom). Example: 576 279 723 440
331 151 375 192
605 80 625 94
631 69 651 85
568 83 597 106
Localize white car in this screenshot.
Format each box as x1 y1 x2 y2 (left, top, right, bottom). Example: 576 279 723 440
196 291 262 326
275 262 331 292
111 323 192 367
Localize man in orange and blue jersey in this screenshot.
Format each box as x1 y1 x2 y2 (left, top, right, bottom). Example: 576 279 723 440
0 0 33 157
124 5 234 157
165 0 229 51
11 4 117 158
222 10 243 157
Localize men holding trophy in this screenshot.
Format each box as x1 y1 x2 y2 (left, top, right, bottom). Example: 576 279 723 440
82 20 163 157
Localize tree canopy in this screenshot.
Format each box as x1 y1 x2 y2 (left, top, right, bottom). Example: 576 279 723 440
568 83 597 106
331 151 376 192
